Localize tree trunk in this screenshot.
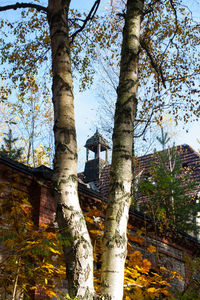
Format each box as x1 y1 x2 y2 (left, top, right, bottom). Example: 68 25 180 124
48 1 94 298
101 0 144 299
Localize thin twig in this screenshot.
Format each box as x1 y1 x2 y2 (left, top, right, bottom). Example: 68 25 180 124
134 107 154 138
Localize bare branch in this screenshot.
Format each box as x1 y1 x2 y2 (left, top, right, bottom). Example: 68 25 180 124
70 0 101 44
134 107 154 138
0 2 47 14
140 39 166 88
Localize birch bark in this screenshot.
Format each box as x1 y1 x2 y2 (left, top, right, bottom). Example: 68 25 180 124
48 1 94 298
101 0 144 299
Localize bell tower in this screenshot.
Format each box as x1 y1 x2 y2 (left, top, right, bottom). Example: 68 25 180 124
84 130 110 182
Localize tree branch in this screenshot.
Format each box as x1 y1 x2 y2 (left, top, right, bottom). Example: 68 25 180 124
165 72 200 82
140 39 166 88
0 2 47 14
70 0 101 44
134 107 154 138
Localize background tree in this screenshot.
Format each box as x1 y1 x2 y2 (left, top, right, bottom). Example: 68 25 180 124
0 177 65 299
139 129 200 234
0 75 54 167
95 51 160 156
156 127 171 150
0 129 23 161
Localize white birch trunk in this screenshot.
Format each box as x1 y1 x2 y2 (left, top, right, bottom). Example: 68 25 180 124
101 0 144 299
48 1 94 298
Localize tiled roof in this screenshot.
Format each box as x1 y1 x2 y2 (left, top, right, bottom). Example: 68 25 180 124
93 144 200 198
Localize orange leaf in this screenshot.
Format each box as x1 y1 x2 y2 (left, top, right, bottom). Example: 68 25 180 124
147 245 156 253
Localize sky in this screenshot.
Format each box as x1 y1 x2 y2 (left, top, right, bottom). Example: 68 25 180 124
0 0 200 172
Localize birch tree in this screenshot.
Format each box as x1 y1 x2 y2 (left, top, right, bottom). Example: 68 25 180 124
47 2 96 298
101 0 144 298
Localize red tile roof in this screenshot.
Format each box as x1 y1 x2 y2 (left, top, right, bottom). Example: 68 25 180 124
89 144 200 198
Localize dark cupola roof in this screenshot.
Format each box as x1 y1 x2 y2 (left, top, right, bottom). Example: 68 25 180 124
85 129 110 152
83 130 110 183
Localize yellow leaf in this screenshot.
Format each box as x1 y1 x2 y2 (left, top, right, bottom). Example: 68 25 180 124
45 290 57 297
128 235 145 245
49 247 61 255
147 245 156 253
147 287 159 294
132 287 143 299
161 289 171 296
89 229 102 235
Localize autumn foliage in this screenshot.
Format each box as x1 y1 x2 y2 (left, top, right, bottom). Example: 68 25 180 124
0 176 194 300
0 178 181 300
0 175 65 299
85 207 182 300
